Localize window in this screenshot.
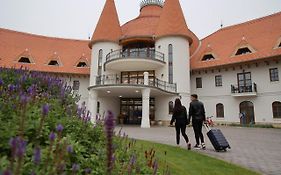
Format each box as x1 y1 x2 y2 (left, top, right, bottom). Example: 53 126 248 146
77 62 87 67
272 101 281 118
98 49 103 76
168 44 173 84
269 68 279 82
97 101 100 114
278 42 281 48
169 101 173 114
48 60 59 66
215 75 222 87
196 77 202 88
216 103 224 118
235 47 252 56
18 57 31 63
73 80 80 91
202 54 215 61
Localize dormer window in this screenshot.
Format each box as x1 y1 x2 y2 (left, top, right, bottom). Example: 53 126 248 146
77 62 88 67
235 47 252 55
18 57 31 63
202 54 215 61
278 42 281 48
48 60 59 66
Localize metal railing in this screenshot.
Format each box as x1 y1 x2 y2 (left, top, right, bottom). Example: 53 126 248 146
105 48 165 63
231 83 257 94
95 74 177 93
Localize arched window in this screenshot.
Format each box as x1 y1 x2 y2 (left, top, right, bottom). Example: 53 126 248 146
169 101 173 114
98 49 103 76
272 101 281 118
168 44 173 84
216 103 224 118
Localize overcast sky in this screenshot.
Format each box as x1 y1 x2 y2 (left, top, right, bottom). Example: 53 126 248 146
0 0 280 40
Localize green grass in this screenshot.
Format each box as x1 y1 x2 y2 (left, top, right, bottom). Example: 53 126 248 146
135 140 260 175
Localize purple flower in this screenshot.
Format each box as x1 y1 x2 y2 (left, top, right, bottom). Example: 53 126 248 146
67 145 73 153
9 137 27 158
104 111 115 174
33 147 41 165
84 168 92 174
0 78 3 86
3 169 12 175
49 132 56 141
8 84 15 91
42 104 49 116
129 153 136 165
56 124 64 132
72 163 80 172
20 93 29 105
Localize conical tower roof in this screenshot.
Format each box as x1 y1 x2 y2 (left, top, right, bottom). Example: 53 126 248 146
89 0 121 48
156 0 193 43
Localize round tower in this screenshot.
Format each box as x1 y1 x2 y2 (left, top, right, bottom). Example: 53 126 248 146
88 0 121 119
155 0 194 108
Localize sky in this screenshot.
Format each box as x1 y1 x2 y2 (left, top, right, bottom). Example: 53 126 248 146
0 0 281 40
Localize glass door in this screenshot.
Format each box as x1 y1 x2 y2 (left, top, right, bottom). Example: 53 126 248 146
237 72 252 92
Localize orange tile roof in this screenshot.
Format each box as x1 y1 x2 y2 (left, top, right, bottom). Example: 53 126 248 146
121 5 162 40
155 0 194 44
0 28 91 75
191 12 281 70
89 0 121 48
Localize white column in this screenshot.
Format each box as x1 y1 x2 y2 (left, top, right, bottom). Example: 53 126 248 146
88 89 98 123
143 71 149 85
141 88 151 128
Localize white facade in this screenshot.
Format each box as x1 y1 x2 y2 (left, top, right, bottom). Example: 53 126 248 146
191 60 281 124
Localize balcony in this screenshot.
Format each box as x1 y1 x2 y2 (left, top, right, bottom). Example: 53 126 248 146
104 48 165 71
94 74 177 93
231 83 257 97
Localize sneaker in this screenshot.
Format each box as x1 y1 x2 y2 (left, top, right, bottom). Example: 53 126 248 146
187 143 191 150
193 144 200 150
201 143 206 150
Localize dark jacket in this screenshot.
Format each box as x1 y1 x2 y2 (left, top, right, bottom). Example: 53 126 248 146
170 106 189 125
188 100 206 122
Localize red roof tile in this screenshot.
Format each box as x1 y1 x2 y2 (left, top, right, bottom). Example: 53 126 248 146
155 0 194 44
89 0 121 48
0 28 91 75
191 12 281 70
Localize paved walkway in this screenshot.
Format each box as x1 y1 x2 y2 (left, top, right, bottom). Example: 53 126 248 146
116 126 281 175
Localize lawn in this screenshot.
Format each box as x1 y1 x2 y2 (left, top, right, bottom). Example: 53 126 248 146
135 140 260 175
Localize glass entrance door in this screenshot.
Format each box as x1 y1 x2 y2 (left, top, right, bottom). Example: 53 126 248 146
237 72 252 92
120 98 155 125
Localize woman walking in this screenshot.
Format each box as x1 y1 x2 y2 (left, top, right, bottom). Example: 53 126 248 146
170 98 191 150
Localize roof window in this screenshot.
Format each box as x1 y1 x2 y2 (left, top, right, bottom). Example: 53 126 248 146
202 54 215 61
48 60 59 66
235 47 252 56
18 57 31 63
77 62 88 67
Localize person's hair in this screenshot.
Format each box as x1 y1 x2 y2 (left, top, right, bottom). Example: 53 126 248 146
191 94 198 99
173 98 183 114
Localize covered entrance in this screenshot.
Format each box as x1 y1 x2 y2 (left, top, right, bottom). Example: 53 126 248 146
120 98 155 125
239 101 255 125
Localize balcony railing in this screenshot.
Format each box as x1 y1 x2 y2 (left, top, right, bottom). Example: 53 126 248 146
105 48 165 63
95 74 177 93
231 83 257 94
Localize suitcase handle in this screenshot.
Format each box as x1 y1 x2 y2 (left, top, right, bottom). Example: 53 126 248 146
203 123 210 132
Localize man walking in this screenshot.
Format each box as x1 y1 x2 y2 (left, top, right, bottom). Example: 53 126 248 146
188 94 206 149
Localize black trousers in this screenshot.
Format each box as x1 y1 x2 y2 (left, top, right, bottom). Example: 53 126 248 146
192 120 204 145
175 123 189 145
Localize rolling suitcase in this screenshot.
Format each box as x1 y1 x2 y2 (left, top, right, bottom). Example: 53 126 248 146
204 124 231 151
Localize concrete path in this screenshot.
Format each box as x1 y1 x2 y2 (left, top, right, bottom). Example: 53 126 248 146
116 126 281 175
